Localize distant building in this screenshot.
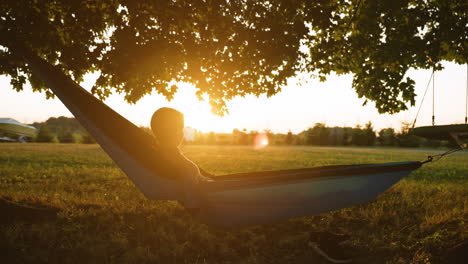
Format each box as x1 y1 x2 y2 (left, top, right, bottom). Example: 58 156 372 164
0 118 37 142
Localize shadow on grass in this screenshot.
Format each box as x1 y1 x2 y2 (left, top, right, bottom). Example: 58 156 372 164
444 241 468 264
1 196 463 264
0 196 60 225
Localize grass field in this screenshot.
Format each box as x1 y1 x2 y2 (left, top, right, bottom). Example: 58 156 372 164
0 143 466 263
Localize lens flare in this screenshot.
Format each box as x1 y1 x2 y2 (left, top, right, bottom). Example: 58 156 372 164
254 133 269 149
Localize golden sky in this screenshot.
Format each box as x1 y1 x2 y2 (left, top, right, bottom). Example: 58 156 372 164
1 62 466 133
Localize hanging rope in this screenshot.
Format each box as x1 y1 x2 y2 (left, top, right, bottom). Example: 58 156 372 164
414 64 467 128
432 68 435 126
465 64 467 124
412 70 434 129
416 65 468 166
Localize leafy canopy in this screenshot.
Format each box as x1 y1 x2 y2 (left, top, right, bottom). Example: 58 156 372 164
1 0 466 114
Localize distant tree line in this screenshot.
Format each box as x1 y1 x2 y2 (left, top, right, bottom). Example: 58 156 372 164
28 117 450 148
188 122 451 149
30 116 95 143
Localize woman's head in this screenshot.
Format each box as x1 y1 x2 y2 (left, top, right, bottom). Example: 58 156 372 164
151 107 184 147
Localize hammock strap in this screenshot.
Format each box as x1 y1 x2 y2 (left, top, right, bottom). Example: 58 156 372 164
422 147 464 164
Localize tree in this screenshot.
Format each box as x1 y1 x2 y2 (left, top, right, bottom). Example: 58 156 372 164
305 0 467 113
285 131 294 145
1 0 466 114
303 123 330 145
362 121 376 146
81 133 96 144
232 129 249 145
44 116 86 135
341 127 353 146
351 125 366 146
35 125 55 143
397 122 422 148
378 128 397 146
57 128 75 143
207 132 216 145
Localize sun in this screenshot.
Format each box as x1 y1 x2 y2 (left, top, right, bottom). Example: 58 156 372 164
129 83 232 133
183 106 235 133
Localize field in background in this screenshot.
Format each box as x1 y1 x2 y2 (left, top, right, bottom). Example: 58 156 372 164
0 144 466 263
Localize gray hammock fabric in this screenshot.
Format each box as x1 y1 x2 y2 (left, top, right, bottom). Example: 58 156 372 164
412 124 468 141
18 47 421 227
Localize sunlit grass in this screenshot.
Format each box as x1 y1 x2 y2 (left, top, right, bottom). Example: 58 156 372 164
0 143 466 263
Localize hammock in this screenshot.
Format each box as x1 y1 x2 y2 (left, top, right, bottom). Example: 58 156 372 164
410 67 468 149
17 47 422 227
412 124 468 141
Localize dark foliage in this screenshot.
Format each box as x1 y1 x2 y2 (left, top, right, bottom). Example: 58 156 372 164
284 131 294 145
188 121 452 149
34 125 55 143
396 122 423 147
378 128 397 146
1 0 466 114
81 133 96 144
33 116 86 143
57 128 75 143
37 116 86 135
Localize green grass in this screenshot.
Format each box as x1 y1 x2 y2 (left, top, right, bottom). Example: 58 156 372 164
0 144 466 263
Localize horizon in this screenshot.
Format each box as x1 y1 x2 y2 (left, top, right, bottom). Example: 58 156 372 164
1 62 466 134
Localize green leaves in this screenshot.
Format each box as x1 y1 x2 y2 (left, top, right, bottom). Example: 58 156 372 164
306 0 466 114
1 0 466 115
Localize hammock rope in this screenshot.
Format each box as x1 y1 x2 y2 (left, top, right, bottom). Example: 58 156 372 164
432 68 435 126
412 69 434 129
422 147 464 164
465 64 467 124
413 64 468 128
